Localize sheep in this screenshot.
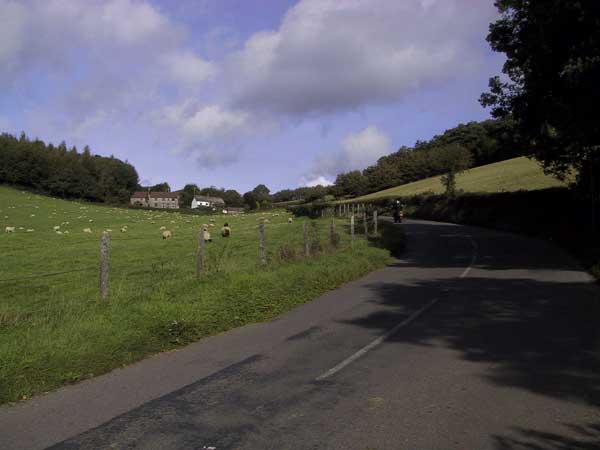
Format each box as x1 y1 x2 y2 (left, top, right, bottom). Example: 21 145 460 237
83 228 92 233
209 218 215 223
120 227 127 233
209 223 215 228
5 226 15 233
221 223 231 237
53 225 60 231
159 226 167 231
105 229 112 233
288 217 293 223
26 229 34 232
56 230 63 235
162 230 172 240
89 219 93 223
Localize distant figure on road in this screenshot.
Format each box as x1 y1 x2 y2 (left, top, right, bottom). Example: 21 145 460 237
221 223 231 237
393 200 404 223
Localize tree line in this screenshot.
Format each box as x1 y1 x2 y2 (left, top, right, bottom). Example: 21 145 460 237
269 116 523 202
0 132 139 203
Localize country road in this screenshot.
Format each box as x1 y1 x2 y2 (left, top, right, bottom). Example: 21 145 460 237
2 219 600 450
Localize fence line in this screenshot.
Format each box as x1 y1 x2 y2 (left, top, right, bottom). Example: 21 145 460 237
3 217 376 296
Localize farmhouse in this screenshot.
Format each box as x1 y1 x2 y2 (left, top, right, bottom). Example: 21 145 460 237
130 191 180 209
191 195 225 209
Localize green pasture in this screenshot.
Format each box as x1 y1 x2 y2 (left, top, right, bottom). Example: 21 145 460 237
0 186 392 404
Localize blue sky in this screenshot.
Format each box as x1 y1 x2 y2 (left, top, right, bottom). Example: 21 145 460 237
0 0 504 193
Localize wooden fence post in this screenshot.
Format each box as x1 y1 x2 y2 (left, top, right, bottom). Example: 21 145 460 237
259 222 267 266
99 232 110 299
350 214 355 248
373 210 378 236
330 217 336 246
196 228 205 279
303 221 310 257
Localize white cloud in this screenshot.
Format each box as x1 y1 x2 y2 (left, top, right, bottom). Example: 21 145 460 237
181 105 249 140
0 0 213 132
314 125 393 178
226 0 498 115
162 50 217 86
303 176 334 187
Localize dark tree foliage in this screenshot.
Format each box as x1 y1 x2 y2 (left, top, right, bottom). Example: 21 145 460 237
0 132 139 203
179 183 200 209
480 0 600 182
331 117 522 198
271 185 335 204
142 182 170 192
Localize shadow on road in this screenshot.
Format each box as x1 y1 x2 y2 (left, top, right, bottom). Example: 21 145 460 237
345 219 600 448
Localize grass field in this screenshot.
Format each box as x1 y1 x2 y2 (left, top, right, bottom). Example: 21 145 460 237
0 186 392 404
354 157 567 201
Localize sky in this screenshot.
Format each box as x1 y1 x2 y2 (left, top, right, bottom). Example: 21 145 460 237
0 0 504 193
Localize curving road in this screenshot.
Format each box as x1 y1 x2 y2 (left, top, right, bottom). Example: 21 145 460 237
2 219 600 450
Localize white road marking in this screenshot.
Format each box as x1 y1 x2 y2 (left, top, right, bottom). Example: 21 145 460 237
459 236 478 279
315 234 478 381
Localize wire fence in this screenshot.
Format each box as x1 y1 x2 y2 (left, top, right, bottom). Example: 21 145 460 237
1 213 381 299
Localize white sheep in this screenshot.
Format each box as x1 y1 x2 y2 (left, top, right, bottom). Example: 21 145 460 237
56 230 63 235
120 227 127 233
288 217 293 223
53 225 60 231
105 229 112 233
162 230 172 239
26 229 34 232
159 226 167 231
83 228 92 233
5 226 15 233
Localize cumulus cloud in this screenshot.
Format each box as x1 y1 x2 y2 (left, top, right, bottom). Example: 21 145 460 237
1 0 499 171
314 125 393 177
226 0 499 116
303 175 334 187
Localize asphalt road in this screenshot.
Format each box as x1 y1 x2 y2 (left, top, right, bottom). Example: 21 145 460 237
2 219 600 450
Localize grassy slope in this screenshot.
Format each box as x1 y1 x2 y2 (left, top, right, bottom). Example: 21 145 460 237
355 157 567 201
0 186 391 403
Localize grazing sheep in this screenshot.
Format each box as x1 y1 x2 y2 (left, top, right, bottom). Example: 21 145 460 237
159 226 167 231
162 230 172 239
88 219 93 223
83 228 92 233
288 217 293 223
202 227 212 242
26 229 34 232
105 229 112 233
209 223 215 227
120 227 127 233
56 231 63 235
209 218 215 223
5 226 15 233
53 225 60 231
221 223 231 237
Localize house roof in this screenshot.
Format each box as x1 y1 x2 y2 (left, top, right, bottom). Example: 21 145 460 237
194 195 225 204
131 191 179 199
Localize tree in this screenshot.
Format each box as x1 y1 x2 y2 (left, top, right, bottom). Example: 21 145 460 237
179 183 200 209
243 191 258 209
251 184 270 208
480 0 600 183
147 182 170 192
333 171 368 197
222 189 243 206
432 144 472 197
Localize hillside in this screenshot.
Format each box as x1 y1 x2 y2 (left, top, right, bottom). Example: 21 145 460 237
0 186 391 403
354 157 567 201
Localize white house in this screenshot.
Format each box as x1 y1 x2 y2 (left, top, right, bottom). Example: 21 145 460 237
191 195 225 209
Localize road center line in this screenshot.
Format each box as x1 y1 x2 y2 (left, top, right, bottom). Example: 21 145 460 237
315 234 478 381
